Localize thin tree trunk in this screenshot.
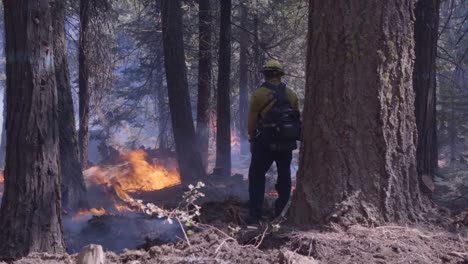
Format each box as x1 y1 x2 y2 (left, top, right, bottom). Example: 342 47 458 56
252 10 264 91
414 0 440 191
0 91 5 169
197 0 212 170
161 0 205 181
0 0 65 258
53 0 88 211
79 0 91 169
216 0 232 177
238 2 249 155
155 71 169 150
291 0 426 226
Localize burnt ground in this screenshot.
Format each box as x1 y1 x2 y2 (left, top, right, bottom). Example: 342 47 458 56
4 162 468 264
7 211 468 264
10 197 468 263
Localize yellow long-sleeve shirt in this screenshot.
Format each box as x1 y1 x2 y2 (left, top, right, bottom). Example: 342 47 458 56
247 80 299 141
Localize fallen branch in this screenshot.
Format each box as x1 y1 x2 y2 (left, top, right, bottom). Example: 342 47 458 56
448 251 468 260
176 217 191 248
255 226 269 249
215 238 236 254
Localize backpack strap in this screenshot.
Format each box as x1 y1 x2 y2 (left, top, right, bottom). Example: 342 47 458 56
261 82 291 108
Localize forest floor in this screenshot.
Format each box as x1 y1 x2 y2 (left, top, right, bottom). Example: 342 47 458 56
8 186 468 263
3 157 468 264
7 205 468 264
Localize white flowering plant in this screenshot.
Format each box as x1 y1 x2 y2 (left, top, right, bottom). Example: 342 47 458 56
126 181 205 240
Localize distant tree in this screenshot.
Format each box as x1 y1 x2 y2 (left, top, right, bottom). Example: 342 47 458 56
238 2 249 155
197 0 213 170
0 0 65 258
79 0 92 169
291 0 427 225
414 0 440 190
53 0 88 211
216 0 232 177
436 0 468 164
161 0 205 180
78 0 113 168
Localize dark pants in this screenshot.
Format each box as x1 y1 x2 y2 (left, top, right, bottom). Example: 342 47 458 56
248 142 292 218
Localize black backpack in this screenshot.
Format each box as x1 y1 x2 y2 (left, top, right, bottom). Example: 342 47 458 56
257 82 301 142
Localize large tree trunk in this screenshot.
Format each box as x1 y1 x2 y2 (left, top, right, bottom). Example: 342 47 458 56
291 0 426 226
215 0 232 177
0 0 65 258
79 0 91 169
161 0 205 181
53 0 88 211
0 7 5 169
238 3 249 155
196 0 212 171
414 0 440 188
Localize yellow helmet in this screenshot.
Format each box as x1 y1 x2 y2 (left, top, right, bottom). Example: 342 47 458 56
261 59 285 74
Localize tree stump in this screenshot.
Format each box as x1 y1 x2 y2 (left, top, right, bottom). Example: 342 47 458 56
77 244 106 264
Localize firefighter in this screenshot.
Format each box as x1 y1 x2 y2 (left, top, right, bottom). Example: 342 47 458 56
247 60 301 223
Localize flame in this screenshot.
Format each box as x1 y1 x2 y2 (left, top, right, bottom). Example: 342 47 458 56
72 207 106 221
81 149 181 216
268 186 296 197
0 171 3 198
231 130 241 149
112 150 180 193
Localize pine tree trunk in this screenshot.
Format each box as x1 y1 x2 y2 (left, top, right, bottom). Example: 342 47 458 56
0 0 65 258
161 0 205 181
238 3 249 155
53 0 88 211
414 0 440 186
79 0 91 169
215 0 232 177
154 71 169 150
0 8 5 169
197 0 212 171
291 0 426 226
0 92 5 169
252 11 264 91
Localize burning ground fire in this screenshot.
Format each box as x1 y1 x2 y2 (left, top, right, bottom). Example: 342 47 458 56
78 149 181 218
0 171 3 197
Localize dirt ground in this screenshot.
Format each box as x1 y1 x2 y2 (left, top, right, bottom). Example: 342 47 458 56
7 196 468 264
4 160 468 264
6 218 468 264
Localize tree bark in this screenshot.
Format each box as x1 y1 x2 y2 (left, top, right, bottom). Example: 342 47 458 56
0 92 5 169
252 11 264 91
79 0 91 169
53 0 88 211
0 0 65 258
414 0 440 186
197 0 212 171
238 2 249 155
216 0 232 177
161 0 205 181
154 71 169 150
291 0 426 226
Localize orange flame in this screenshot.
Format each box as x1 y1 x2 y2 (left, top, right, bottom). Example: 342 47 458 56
112 150 180 193
231 130 241 149
72 207 106 221
0 171 4 198
82 149 181 216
